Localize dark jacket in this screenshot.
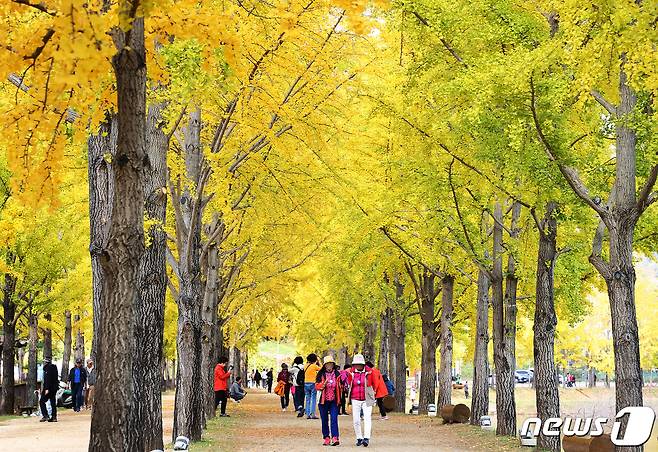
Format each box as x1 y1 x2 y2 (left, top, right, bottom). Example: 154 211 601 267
68 366 88 385
43 363 59 392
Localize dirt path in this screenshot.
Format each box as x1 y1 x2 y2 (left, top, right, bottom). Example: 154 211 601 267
193 389 524 452
0 392 175 451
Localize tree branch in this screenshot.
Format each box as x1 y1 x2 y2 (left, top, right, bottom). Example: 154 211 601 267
590 90 617 115
636 164 658 216
530 77 607 217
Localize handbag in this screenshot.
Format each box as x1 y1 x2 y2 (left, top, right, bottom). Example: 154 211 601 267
365 385 376 407
274 381 285 397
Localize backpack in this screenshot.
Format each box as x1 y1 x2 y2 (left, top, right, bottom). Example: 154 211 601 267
295 364 306 386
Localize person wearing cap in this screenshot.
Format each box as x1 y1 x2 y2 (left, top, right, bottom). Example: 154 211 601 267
315 355 342 446
68 358 88 412
85 359 96 410
39 356 59 422
347 354 376 447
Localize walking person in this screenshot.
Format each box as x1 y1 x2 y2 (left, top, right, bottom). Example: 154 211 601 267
214 356 232 417
267 368 274 393
304 353 321 419
316 355 342 446
290 356 306 417
276 363 292 411
339 365 350 415
348 354 376 447
68 358 87 412
366 360 389 420
464 380 469 399
84 358 96 410
254 369 262 389
39 356 58 422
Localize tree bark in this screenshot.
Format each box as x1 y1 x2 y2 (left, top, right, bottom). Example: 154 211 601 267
587 367 595 388
42 313 52 358
89 14 146 451
533 202 560 452
410 268 440 415
60 310 72 382
74 314 85 363
27 312 38 406
391 276 407 412
129 101 168 452
491 202 516 436
392 308 407 412
1 272 17 414
471 266 490 425
87 117 117 361
363 320 377 363
172 109 204 442
201 239 220 421
377 308 390 376
437 274 454 409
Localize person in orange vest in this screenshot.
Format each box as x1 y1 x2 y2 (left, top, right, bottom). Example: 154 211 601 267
214 356 232 417
366 361 390 420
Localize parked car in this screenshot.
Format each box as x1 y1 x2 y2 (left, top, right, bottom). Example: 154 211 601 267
515 369 532 383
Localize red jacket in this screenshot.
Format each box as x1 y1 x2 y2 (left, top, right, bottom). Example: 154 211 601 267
214 363 231 391
346 366 376 400
370 367 388 398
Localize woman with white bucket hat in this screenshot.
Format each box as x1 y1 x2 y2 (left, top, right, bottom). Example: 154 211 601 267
347 354 376 447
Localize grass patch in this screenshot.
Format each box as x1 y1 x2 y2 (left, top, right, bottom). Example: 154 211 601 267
0 415 21 425
189 414 238 451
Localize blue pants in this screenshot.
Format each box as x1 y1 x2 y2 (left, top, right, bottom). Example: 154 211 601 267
304 383 317 417
319 400 339 439
72 383 84 411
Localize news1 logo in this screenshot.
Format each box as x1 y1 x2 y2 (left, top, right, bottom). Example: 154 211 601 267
520 407 656 446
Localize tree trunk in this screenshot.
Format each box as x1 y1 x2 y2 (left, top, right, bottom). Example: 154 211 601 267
587 367 595 388
217 319 227 360
392 308 407 412
416 271 440 415
377 308 390 376
172 109 204 442
606 224 642 449
17 347 26 382
42 313 52 358
201 241 220 421
27 312 38 407
87 118 117 361
128 101 168 452
89 15 147 451
533 202 560 452
363 320 377 363
491 202 516 436
74 314 85 363
61 310 72 382
1 272 17 414
231 346 241 382
503 202 521 382
471 266 490 425
437 275 454 409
